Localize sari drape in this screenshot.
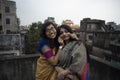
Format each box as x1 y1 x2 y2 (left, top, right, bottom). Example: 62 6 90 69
36 56 56 80
56 41 88 80
36 48 56 80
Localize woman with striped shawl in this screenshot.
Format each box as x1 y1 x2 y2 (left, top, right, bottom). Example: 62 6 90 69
55 25 89 80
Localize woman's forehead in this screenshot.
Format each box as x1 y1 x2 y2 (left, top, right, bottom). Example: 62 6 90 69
46 24 54 29
60 28 67 31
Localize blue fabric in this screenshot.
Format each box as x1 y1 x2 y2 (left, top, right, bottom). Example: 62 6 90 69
85 71 89 80
38 39 47 54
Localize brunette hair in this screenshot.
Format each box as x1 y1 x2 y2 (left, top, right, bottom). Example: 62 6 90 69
57 24 76 44
40 22 58 48
40 22 57 38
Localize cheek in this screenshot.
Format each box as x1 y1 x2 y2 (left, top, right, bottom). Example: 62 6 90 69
45 32 49 37
54 30 57 33
61 34 70 40
65 36 70 39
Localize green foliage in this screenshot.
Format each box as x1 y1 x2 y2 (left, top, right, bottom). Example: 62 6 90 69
25 21 42 54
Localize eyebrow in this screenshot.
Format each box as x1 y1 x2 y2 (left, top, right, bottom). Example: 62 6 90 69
47 26 54 29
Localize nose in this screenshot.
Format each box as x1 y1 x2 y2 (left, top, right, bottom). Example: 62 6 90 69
62 32 66 35
49 29 53 33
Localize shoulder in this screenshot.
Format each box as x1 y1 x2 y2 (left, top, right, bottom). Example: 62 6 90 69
69 40 81 46
70 41 86 51
39 39 47 47
39 39 48 54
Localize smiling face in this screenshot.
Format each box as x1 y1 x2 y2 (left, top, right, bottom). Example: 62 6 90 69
45 24 57 39
59 28 70 41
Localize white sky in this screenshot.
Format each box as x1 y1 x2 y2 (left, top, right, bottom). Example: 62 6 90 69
11 0 120 25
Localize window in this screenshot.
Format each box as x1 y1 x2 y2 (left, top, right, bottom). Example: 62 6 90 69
0 14 1 19
6 18 10 24
5 6 10 13
0 26 2 31
6 30 11 34
87 24 91 31
89 35 93 40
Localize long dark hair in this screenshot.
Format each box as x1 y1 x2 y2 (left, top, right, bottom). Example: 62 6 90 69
57 24 77 44
40 22 58 48
40 22 57 38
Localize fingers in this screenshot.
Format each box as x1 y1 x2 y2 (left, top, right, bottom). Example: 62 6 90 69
55 66 64 72
55 67 66 79
58 36 64 45
69 33 79 40
57 70 66 80
58 73 64 80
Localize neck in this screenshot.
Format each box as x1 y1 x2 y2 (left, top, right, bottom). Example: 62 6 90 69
65 40 69 45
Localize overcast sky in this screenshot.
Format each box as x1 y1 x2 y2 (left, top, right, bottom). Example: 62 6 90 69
11 0 120 25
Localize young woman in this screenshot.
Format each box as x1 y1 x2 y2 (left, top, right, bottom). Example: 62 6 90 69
35 22 63 80
55 25 89 80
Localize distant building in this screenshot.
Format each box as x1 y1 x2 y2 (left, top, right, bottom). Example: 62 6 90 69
20 25 29 34
117 24 120 30
44 17 56 24
20 25 29 31
0 34 24 56
106 22 120 31
80 18 106 31
62 19 73 26
62 19 80 30
0 0 18 34
0 0 23 56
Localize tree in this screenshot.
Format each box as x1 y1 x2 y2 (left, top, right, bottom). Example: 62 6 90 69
25 21 42 54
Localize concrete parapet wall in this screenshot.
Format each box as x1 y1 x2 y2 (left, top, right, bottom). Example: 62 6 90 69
0 54 40 80
0 54 120 80
89 55 120 80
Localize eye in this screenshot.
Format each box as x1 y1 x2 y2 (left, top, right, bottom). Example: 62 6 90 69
60 28 68 34
60 31 63 34
51 27 55 30
65 30 68 33
46 27 55 32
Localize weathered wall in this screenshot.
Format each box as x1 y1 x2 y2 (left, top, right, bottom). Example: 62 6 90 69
0 54 120 80
89 55 120 80
0 34 25 55
0 54 40 80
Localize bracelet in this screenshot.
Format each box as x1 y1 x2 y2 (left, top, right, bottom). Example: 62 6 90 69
59 46 63 49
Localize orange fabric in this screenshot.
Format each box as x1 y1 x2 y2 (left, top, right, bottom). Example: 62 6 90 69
36 56 56 80
49 70 57 80
36 48 56 80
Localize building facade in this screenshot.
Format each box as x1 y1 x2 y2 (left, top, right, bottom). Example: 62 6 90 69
62 19 80 30
44 17 56 24
0 0 18 34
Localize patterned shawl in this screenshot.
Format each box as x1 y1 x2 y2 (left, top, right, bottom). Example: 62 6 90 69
57 41 88 80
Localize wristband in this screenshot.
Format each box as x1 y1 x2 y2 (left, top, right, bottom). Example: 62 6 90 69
59 46 63 49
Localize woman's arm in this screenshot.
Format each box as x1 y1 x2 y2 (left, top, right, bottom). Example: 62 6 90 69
55 66 75 80
42 45 63 65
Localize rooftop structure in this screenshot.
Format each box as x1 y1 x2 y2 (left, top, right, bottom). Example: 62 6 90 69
0 0 18 34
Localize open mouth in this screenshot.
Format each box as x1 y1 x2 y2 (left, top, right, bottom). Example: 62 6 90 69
51 34 55 36
50 33 56 37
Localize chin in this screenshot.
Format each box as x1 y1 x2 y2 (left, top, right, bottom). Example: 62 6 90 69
64 37 69 41
51 36 56 39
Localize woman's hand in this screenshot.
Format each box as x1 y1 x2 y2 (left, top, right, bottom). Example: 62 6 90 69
57 69 68 80
58 35 64 46
55 66 69 80
68 33 79 40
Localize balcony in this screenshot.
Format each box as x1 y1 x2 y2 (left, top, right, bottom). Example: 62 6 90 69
0 54 120 80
